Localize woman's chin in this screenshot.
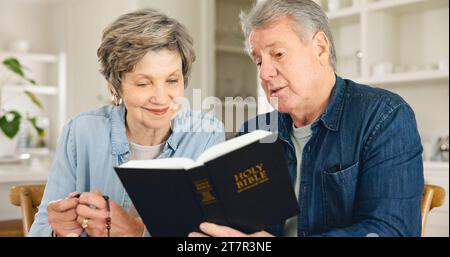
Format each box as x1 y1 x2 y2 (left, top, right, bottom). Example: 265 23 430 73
142 120 171 130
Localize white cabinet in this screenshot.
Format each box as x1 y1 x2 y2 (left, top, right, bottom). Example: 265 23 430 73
319 0 449 82
317 0 449 137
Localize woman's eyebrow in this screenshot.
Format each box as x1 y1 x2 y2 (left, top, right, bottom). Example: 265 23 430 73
131 69 181 79
132 73 151 80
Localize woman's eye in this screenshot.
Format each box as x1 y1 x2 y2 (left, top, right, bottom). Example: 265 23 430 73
275 52 284 58
167 80 178 84
137 83 148 87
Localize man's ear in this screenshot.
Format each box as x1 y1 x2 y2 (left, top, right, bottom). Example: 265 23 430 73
312 31 330 66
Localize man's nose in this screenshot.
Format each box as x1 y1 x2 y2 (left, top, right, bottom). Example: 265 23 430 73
259 59 277 81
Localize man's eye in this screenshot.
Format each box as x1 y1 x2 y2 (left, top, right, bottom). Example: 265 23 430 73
275 52 284 58
167 80 178 84
137 83 148 87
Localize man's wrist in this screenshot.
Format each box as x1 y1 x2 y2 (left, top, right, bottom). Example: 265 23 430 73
132 217 145 237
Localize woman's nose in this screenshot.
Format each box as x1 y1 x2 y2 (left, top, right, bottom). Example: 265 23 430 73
148 85 170 104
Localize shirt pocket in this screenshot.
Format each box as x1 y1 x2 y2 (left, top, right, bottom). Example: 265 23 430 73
321 162 359 228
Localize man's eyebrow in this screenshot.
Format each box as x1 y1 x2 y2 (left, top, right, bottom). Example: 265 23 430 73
250 42 283 57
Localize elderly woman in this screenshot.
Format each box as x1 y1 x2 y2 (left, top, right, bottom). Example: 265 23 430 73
28 8 224 237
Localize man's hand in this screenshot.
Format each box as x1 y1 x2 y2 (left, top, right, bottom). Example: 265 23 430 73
188 222 274 237
47 192 83 237
76 192 144 237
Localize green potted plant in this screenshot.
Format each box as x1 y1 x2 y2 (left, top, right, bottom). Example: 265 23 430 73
0 57 45 158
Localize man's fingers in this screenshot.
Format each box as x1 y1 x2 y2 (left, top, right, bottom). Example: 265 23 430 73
199 222 246 237
79 192 106 209
250 231 274 237
48 198 79 212
188 232 209 237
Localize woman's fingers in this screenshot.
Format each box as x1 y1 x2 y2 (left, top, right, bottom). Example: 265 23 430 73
67 191 81 199
76 215 107 237
76 203 107 220
47 198 79 213
57 209 78 222
78 191 106 209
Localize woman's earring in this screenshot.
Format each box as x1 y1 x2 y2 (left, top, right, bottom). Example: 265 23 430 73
111 95 122 106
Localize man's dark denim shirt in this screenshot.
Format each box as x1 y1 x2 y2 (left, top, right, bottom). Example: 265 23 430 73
237 75 424 237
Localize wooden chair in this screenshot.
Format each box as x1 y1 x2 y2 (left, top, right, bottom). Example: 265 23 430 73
9 184 46 236
421 184 446 236
0 219 24 237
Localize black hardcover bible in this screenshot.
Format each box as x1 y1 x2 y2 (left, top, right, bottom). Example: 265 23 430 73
114 130 299 237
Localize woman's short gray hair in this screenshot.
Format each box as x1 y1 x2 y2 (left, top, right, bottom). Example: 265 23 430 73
97 8 196 97
240 0 336 70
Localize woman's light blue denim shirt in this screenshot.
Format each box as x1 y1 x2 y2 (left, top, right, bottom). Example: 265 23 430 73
28 104 225 236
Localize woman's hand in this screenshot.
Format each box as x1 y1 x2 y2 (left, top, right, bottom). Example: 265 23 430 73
76 191 144 237
47 192 83 237
188 222 274 237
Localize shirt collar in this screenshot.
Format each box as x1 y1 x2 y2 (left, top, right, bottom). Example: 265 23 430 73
166 108 188 152
319 74 346 132
110 104 187 155
110 104 129 155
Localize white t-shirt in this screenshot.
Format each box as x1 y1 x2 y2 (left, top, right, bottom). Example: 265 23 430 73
283 123 312 237
129 141 165 161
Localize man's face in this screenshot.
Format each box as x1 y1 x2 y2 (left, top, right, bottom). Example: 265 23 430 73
249 16 327 113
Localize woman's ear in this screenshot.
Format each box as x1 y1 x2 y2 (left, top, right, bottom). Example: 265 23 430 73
108 84 122 106
312 31 330 66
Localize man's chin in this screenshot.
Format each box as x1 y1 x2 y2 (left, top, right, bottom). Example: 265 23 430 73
270 103 292 114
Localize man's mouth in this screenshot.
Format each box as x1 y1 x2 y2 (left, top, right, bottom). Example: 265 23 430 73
270 86 287 97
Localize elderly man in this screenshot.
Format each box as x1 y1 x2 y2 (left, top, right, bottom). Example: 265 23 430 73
190 0 424 237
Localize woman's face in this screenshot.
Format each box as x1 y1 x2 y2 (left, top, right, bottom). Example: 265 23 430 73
120 49 184 130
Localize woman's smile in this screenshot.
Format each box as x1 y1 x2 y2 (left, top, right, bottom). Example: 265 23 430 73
142 106 170 116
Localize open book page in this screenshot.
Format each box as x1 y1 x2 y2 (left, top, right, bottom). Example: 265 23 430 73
119 158 195 169
118 130 272 170
195 130 272 164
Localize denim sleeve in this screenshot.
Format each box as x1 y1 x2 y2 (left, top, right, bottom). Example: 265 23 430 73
315 104 424 237
28 120 78 237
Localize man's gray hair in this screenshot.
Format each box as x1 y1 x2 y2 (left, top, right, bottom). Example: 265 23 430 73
240 0 336 70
